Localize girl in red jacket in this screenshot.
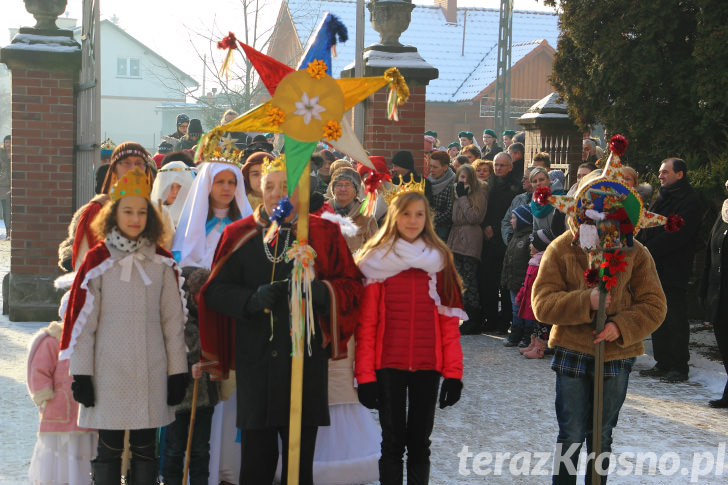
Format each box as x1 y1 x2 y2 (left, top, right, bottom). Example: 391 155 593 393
355 191 465 484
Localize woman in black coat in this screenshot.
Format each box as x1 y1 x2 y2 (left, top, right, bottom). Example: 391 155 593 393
700 178 728 408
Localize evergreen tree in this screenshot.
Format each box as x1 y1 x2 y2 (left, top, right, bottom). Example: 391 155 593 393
546 0 728 169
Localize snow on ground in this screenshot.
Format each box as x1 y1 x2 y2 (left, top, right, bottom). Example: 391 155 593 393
0 223 726 483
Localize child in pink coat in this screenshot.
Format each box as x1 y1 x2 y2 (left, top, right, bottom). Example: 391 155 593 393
27 319 97 484
516 229 554 359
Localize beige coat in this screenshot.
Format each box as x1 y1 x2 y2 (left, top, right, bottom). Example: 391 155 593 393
447 187 488 260
341 200 379 253
69 240 188 430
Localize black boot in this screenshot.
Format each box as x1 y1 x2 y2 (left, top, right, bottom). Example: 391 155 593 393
709 380 728 408
379 458 404 485
129 459 159 485
91 460 121 485
406 461 430 485
504 325 523 346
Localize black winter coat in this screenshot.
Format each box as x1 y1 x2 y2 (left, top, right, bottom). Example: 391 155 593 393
637 178 701 289
699 215 728 323
483 173 519 250
205 231 330 430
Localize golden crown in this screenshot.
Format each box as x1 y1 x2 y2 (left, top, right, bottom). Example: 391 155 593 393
381 173 426 204
109 168 151 202
197 129 244 167
262 155 286 175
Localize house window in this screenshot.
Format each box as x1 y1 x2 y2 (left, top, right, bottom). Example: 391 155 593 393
117 57 141 79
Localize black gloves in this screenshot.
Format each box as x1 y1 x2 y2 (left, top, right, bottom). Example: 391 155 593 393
71 375 95 407
439 378 463 409
310 279 330 312
455 181 468 198
357 382 380 410
167 373 189 406
245 280 289 314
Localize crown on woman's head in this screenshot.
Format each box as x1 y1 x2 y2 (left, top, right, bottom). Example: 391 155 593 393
109 169 151 202
262 155 286 175
203 145 244 167
382 173 426 204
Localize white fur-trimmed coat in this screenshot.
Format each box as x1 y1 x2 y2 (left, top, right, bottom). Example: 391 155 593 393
69 240 188 430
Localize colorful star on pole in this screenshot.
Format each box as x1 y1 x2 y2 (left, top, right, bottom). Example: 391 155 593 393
201 30 408 195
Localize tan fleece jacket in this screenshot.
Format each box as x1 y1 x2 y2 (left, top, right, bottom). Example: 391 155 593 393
531 232 666 360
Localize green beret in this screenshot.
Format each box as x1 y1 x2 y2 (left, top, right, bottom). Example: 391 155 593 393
503 130 516 137
424 130 438 138
458 131 474 139
483 129 497 138
448 142 461 149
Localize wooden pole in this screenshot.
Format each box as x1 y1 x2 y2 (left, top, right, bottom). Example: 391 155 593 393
287 164 311 485
591 289 606 485
182 378 200 485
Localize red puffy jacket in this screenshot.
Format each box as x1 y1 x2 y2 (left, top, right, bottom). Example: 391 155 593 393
355 268 463 384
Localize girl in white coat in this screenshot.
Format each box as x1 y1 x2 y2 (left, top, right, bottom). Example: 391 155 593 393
60 168 188 483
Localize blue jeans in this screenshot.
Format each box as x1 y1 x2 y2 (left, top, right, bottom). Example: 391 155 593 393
552 367 631 484
508 290 532 341
162 406 214 485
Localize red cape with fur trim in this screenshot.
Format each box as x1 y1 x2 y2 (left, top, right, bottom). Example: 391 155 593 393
71 197 107 269
198 210 364 381
61 243 177 352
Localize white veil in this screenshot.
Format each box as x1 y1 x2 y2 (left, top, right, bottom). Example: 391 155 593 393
171 161 253 268
149 161 196 227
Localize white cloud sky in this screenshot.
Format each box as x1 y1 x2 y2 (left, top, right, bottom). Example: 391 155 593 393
1 0 556 92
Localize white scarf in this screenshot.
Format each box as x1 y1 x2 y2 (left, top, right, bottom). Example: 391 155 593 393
358 237 468 320
358 237 444 281
722 199 728 224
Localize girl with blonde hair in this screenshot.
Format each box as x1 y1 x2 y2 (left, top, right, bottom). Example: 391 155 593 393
355 191 465 483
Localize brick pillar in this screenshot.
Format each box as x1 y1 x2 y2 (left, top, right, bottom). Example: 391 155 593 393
343 47 437 175
1 27 80 321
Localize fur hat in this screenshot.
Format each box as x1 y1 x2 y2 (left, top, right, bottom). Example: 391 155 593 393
331 167 361 197
512 204 533 231
329 159 353 177
188 119 203 137
176 113 190 127
531 228 554 252
391 150 415 172
549 170 566 192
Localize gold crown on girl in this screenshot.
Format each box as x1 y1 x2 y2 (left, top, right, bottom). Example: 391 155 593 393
262 155 286 175
109 169 151 202
382 173 426 204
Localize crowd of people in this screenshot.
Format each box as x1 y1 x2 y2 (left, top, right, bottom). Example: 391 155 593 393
20 114 728 485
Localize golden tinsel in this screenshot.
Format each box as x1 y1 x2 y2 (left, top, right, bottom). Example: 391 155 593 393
323 120 342 141
384 67 410 105
306 59 328 80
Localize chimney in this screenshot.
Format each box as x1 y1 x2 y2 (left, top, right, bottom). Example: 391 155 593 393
435 0 458 24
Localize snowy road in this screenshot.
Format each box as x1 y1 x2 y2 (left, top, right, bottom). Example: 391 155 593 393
1 229 726 484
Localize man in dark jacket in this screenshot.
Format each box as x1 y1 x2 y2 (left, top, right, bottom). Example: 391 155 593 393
637 158 701 382
199 162 363 484
474 152 519 334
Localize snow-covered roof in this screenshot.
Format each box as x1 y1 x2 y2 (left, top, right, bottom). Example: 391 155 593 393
283 0 559 102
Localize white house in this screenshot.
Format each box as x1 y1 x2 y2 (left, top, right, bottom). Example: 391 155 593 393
71 19 199 151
